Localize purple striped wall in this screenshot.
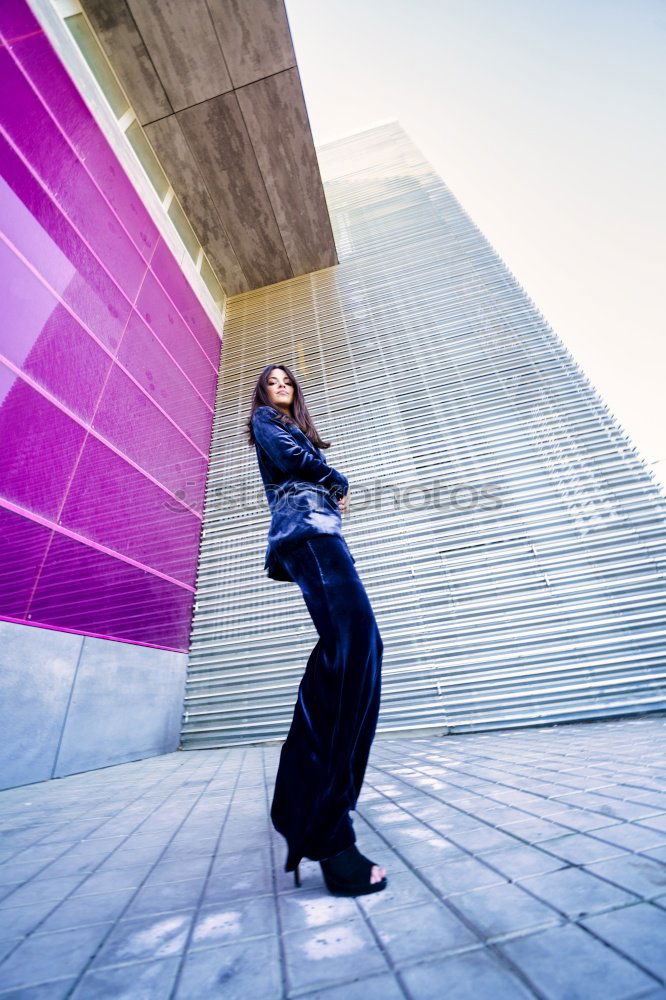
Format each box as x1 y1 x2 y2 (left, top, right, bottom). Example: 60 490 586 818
0 0 221 652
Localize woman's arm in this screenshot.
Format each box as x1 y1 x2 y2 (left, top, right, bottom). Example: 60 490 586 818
252 407 349 498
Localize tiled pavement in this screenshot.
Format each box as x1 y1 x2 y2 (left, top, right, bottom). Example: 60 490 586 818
1 715 666 999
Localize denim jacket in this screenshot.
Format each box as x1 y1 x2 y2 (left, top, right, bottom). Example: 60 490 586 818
252 404 354 581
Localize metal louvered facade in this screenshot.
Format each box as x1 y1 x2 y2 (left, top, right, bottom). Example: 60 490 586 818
182 120 666 748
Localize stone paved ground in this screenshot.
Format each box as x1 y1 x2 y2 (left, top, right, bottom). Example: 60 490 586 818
1 715 666 999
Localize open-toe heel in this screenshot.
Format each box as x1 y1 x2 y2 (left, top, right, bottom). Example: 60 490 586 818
294 863 301 888
319 844 387 897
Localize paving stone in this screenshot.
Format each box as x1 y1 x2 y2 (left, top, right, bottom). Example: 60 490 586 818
211 846 272 872
0 979 76 998
190 896 277 949
96 845 166 872
296 971 405 999
282 916 388 993
161 842 218 863
277 859 322 896
71 955 180 998
38 887 136 933
440 794 488 811
419 856 509 897
357 869 439 915
544 807 620 832
0 922 112 990
481 803 552 824
547 791 621 809
517 794 571 812
37 848 117 879
606 790 666 809
0 861 54 887
639 814 666 833
480 791 544 809
0 881 26 905
175 933 283 999
428 814 484 834
400 946 534 999
538 833 629 865
90 911 193 968
0 937 21 964
590 800 665 822
366 805 413 825
498 923 657 999
481 844 567 880
75 865 153 895
644 844 666 862
123 877 205 919
496 817 574 843
583 856 666 899
115 835 172 853
382 821 457 846
581 902 666 981
390 838 467 869
0 833 58 851
591 823 666 853
519 865 638 917
368 899 477 964
144 856 212 885
0 900 62 939
3 875 84 909
278 889 358 933
355 844 410 874
406 804 462 822
450 881 563 939
48 829 112 846
446 826 522 854
202 865 274 904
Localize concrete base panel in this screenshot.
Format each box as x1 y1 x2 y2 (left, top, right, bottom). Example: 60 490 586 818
0 620 187 790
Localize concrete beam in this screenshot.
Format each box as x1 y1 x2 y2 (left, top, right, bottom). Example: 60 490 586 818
81 0 338 296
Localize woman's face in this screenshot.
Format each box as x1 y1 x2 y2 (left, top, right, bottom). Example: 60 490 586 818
266 368 294 412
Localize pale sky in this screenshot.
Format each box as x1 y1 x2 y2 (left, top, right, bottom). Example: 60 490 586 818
285 0 666 491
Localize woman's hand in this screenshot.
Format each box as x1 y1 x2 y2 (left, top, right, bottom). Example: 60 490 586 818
337 493 349 515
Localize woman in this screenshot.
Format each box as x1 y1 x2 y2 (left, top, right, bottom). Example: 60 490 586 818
247 363 387 896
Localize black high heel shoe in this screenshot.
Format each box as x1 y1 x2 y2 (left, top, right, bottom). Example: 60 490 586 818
319 844 387 896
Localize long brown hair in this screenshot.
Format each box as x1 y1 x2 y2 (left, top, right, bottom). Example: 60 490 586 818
246 363 331 449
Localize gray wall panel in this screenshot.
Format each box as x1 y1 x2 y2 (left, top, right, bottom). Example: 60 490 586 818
208 0 296 88
144 115 248 295
237 69 338 274
0 623 83 789
127 0 233 111
178 92 293 287
0 621 188 789
82 0 172 124
54 637 187 777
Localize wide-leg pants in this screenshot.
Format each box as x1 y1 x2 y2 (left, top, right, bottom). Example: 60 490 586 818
270 533 383 872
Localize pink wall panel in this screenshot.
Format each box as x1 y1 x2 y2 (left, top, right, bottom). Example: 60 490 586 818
0 1 221 651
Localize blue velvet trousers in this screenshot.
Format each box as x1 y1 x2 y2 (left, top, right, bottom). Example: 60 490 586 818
270 533 383 872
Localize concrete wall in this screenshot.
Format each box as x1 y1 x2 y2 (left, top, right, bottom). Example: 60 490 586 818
0 620 188 789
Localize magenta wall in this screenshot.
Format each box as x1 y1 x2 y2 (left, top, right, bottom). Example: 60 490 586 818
0 1 220 653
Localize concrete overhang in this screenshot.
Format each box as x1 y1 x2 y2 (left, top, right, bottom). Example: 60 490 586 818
81 0 338 296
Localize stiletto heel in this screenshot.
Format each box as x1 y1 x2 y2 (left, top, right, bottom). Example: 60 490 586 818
320 844 387 897
294 863 301 887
